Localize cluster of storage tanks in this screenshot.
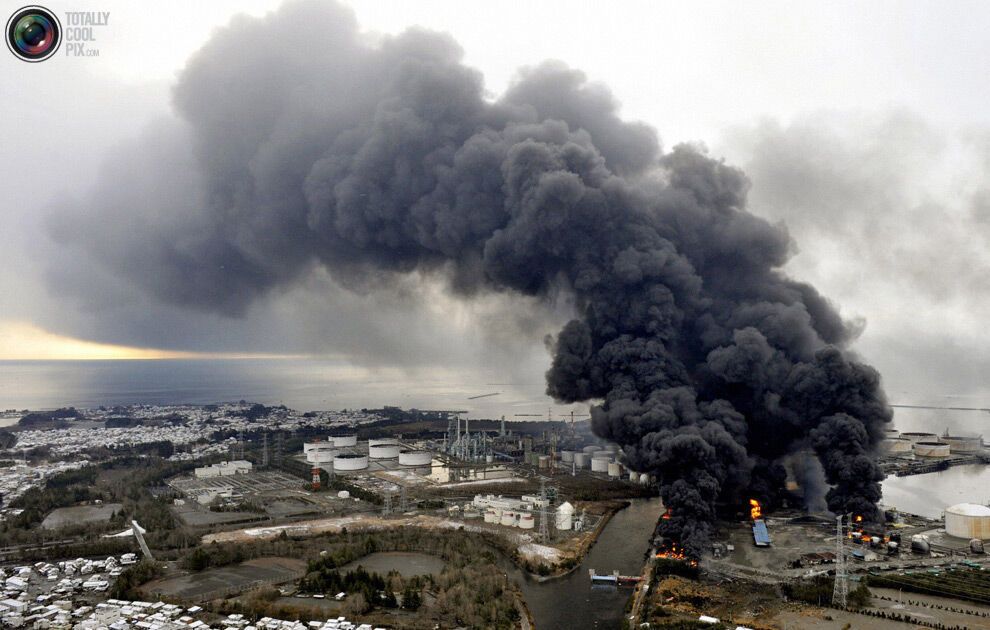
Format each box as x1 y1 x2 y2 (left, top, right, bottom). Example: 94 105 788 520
882 429 983 458
302 436 433 472
478 501 575 531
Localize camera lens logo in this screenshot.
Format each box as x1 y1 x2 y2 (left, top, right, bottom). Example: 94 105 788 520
6 6 61 62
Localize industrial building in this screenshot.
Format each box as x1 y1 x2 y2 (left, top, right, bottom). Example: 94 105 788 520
193 460 253 478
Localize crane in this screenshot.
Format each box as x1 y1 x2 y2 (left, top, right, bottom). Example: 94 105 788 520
467 392 501 400
130 520 154 561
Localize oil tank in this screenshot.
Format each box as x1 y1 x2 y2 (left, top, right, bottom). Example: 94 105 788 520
882 437 912 454
500 510 517 527
518 513 535 529
945 503 990 539
607 462 622 478
574 453 590 468
484 509 497 523
369 444 400 459
561 450 575 463
333 453 369 471
330 434 358 448
303 441 327 454
369 437 399 447
883 429 900 440
941 435 983 454
306 446 337 464
911 535 931 554
556 502 574 530
901 432 939 444
591 456 610 473
538 455 550 469
398 450 432 466
912 441 950 458
582 445 601 454
463 508 480 519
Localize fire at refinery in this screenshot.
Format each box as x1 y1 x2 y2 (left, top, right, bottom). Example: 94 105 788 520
749 499 762 520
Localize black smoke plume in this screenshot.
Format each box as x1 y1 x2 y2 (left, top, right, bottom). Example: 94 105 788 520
55 0 891 557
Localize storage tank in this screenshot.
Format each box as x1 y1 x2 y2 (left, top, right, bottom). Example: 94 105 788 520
463 508 480 519
330 434 358 448
500 511 517 527
369 437 399 447
941 435 983 454
484 509 497 524
369 444 400 459
303 441 327 454
582 445 601 454
604 444 621 454
945 503 990 539
910 535 931 554
333 453 369 471
591 456 610 473
306 446 336 464
882 437 912 454
901 432 939 444
561 450 575 463
538 455 550 469
607 462 622 478
883 429 900 440
398 450 432 466
518 513 535 529
556 502 574 531
337 490 350 499
912 441 950 458
574 453 590 468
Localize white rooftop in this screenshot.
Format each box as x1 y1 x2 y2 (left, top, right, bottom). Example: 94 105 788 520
946 503 990 516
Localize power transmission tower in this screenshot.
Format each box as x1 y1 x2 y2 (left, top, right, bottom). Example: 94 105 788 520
832 514 848 608
538 477 550 543
274 431 284 469
399 486 408 512
237 430 245 460
383 491 393 517
261 432 269 468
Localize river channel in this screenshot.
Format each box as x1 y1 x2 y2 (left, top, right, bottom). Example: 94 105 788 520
510 498 662 630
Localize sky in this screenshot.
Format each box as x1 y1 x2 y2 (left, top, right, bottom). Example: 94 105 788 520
3 0 990 407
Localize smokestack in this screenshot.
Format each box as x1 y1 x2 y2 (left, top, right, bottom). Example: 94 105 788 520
59 1 891 558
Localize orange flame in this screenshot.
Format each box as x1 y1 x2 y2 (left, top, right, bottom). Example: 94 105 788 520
749 498 762 520
855 515 863 523
662 507 672 520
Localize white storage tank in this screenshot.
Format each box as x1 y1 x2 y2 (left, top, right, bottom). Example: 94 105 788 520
303 441 327 454
574 453 590 468
913 441 950 458
883 429 900 440
945 503 990 539
484 509 498 524
561 450 575 463
518 513 535 529
582 445 601 454
882 437 912 454
369 444 400 459
901 432 939 444
591 456 610 473
369 437 399 447
463 508 481 519
556 502 574 530
398 450 433 466
333 453 369 471
607 462 622 478
330 434 358 447
538 455 550 469
501 510 517 527
306 446 337 464
941 435 983 454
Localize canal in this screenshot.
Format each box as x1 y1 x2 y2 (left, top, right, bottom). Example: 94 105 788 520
511 498 662 630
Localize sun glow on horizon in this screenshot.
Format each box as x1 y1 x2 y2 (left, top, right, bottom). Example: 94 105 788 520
0 321 296 361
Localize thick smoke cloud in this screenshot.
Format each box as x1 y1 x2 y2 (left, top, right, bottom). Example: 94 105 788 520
52 0 891 556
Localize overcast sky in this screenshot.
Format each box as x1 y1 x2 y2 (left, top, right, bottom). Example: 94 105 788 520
3 0 990 408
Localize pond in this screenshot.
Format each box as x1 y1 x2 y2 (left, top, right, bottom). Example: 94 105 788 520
338 551 447 578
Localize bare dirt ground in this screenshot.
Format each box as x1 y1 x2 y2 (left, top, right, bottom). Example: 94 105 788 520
143 557 305 601
41 503 123 529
